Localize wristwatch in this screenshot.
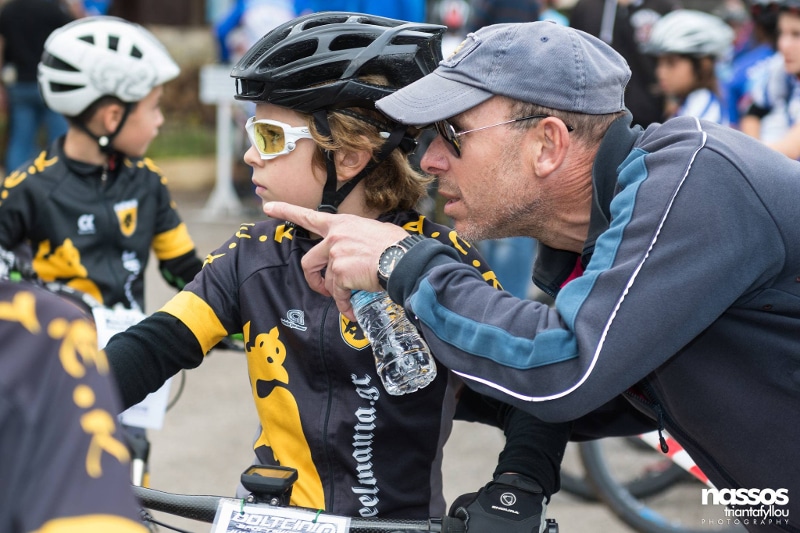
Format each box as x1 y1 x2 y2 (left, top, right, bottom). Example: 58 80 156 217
377 234 426 289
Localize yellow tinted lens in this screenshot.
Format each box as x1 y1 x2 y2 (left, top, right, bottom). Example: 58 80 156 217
254 122 285 154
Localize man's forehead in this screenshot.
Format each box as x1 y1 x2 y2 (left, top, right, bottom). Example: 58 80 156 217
454 96 510 123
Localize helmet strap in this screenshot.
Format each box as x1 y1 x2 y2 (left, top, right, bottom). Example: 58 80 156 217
312 109 413 214
77 102 135 155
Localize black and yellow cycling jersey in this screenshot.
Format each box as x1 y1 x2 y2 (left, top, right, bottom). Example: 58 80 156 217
0 280 146 532
107 210 513 519
0 138 202 311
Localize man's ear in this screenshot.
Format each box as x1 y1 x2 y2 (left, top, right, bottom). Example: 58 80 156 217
532 118 570 177
334 147 372 182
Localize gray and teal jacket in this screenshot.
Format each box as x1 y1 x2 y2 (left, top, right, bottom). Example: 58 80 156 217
390 113 800 532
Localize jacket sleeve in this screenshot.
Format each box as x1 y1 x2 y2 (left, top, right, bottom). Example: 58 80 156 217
388 132 780 423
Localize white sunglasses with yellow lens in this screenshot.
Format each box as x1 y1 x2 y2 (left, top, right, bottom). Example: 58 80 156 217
245 117 314 160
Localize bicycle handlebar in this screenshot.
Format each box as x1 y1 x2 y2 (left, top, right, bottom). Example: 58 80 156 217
133 485 467 532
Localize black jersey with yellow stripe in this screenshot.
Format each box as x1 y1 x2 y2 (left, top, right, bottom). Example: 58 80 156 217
159 210 500 519
0 280 146 532
0 139 201 310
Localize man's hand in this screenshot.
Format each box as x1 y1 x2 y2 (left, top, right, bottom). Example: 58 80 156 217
263 202 409 319
450 474 548 533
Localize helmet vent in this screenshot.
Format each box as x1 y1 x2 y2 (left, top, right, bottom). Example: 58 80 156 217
330 34 375 51
131 46 143 59
79 34 95 45
391 35 426 46
303 14 350 30
263 40 317 69
108 35 119 51
41 52 79 73
49 82 83 94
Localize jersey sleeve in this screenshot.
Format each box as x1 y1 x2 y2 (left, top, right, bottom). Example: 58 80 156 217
0 166 38 250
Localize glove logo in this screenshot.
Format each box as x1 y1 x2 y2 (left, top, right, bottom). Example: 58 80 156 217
500 492 517 507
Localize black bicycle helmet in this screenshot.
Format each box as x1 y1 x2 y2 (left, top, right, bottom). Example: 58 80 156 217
231 11 445 111
230 12 446 213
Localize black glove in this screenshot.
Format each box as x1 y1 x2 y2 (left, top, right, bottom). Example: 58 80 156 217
450 473 548 533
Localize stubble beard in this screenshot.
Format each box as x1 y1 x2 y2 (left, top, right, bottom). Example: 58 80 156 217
452 143 551 243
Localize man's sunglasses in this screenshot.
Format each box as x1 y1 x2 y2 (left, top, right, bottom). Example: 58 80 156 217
434 114 574 157
245 117 314 160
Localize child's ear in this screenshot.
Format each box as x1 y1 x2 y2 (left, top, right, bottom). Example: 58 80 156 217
99 102 127 133
335 148 372 182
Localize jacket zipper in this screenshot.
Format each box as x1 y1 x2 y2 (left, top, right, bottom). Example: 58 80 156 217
624 380 669 453
625 379 741 491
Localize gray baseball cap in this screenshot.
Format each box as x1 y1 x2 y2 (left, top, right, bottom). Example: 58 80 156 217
376 21 631 125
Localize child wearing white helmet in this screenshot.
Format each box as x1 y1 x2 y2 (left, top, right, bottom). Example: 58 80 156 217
645 9 735 124
0 16 203 311
0 16 206 487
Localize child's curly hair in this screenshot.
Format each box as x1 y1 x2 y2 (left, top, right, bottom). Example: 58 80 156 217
305 75 433 214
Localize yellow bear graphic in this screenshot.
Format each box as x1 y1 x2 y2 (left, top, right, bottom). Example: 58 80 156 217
243 322 324 509
32 239 102 304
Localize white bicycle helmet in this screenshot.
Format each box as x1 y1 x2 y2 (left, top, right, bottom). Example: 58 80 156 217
644 10 735 58
38 16 179 118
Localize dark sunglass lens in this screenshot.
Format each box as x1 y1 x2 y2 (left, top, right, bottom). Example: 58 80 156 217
435 121 461 156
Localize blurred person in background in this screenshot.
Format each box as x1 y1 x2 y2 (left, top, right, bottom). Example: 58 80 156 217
62 0 113 17
215 0 297 65
294 0 426 22
740 0 800 157
570 0 679 127
0 0 73 173
644 9 734 124
722 0 779 128
0 276 147 533
466 0 540 32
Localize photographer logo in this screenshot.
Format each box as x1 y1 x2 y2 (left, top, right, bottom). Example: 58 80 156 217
701 488 789 528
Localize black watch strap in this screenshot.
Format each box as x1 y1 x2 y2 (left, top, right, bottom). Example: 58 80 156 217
377 234 426 289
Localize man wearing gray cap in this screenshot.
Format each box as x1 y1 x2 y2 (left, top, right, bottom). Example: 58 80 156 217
265 21 800 531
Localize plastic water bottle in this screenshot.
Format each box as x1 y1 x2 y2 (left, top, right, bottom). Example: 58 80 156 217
350 290 437 395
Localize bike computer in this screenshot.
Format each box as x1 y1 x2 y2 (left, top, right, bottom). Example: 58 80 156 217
240 465 298 503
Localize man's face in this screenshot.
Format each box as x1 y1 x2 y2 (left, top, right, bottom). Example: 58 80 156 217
419 98 551 243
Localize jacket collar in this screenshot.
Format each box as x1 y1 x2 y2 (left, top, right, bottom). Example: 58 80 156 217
533 112 642 297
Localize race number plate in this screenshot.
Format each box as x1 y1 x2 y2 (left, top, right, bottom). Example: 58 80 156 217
212 499 351 533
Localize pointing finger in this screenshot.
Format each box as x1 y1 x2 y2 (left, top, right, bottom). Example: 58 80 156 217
263 202 333 237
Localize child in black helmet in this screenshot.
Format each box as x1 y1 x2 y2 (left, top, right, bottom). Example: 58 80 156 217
104 12 568 530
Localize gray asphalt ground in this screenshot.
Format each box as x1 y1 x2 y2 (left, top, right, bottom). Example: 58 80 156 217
139 186 726 533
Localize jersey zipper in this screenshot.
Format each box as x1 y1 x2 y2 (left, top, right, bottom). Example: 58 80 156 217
318 298 336 510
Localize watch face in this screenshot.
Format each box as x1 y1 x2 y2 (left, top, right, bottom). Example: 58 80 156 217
379 245 405 279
